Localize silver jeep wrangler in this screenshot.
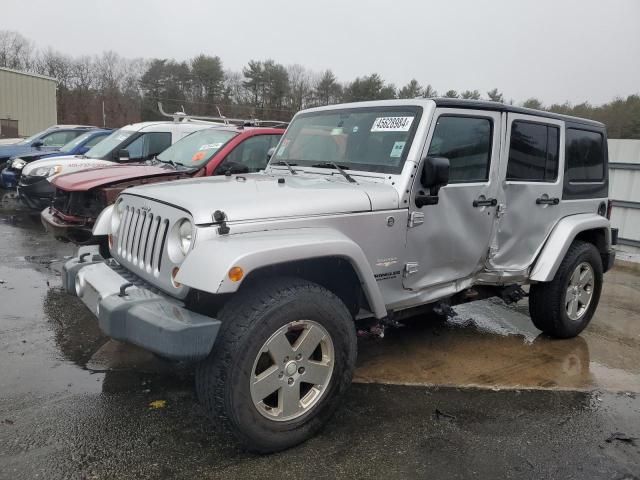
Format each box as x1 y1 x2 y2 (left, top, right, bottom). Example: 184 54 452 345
63 99 616 452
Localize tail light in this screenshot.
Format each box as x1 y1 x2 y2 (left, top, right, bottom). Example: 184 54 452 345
606 200 613 220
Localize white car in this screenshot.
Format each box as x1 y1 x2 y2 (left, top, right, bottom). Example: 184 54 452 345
18 118 222 210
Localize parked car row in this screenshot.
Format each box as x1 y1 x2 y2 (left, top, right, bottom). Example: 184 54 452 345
0 107 285 250
1 128 112 188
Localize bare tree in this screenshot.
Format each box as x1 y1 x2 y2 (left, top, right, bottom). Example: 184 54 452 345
0 30 34 70
287 64 312 111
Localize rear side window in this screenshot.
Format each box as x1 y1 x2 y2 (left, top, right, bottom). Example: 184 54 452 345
427 116 492 183
566 129 604 182
507 121 559 182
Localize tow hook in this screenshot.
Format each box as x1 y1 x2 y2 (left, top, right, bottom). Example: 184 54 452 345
433 302 456 318
500 285 528 304
356 316 403 339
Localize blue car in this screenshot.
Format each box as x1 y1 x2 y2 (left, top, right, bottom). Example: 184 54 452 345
0 125 96 168
1 128 111 189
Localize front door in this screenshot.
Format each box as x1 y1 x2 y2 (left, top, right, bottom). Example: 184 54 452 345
489 113 564 271
404 108 501 291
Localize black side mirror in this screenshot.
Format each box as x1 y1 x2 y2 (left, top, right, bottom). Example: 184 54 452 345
218 161 249 176
416 156 450 207
266 147 276 161
32 141 43 148
117 149 130 161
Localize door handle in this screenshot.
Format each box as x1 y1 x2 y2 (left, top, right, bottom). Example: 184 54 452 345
536 197 560 205
473 198 497 207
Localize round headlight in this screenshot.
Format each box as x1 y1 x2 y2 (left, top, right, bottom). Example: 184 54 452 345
177 219 193 255
111 200 124 233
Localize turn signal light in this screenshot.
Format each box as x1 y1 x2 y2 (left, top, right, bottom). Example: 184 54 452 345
108 234 114 250
228 266 244 282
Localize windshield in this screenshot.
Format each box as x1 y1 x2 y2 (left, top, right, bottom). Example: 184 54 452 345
157 128 237 167
59 131 93 153
273 106 421 174
19 130 47 145
85 129 135 159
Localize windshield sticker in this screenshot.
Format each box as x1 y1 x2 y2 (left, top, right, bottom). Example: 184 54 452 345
116 134 129 141
390 141 406 158
192 151 206 162
199 143 223 150
331 128 343 136
371 116 414 132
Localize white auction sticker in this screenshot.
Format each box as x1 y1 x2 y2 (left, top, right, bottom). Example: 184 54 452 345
371 116 414 132
199 143 223 150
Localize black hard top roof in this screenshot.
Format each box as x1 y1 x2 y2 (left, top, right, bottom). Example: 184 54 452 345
432 98 604 128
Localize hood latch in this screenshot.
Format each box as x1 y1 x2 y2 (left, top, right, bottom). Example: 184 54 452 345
213 210 230 235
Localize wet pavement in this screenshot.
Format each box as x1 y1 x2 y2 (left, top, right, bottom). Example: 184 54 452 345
1 193 639 479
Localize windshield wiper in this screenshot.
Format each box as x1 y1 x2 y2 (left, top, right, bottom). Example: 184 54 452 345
274 160 297 175
155 157 178 169
311 162 357 183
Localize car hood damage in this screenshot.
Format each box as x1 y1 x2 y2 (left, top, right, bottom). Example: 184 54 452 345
124 173 400 224
51 164 193 191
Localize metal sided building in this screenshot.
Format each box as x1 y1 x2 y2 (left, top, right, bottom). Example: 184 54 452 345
0 67 57 138
608 139 640 253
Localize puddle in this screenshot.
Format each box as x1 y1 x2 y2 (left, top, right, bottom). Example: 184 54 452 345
354 279 640 393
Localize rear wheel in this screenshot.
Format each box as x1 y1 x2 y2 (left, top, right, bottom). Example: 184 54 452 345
529 241 603 338
196 277 357 453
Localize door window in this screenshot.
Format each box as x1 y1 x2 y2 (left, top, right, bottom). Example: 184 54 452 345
41 130 82 147
427 116 492 183
565 129 604 182
219 134 282 173
124 132 172 160
506 121 559 182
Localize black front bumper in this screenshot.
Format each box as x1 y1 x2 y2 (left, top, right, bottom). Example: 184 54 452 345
63 249 220 361
17 176 55 210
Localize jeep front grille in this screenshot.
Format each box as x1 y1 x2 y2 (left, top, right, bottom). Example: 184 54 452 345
117 206 170 273
111 194 189 298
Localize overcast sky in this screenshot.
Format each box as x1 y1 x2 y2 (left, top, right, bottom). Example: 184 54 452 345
2 0 639 105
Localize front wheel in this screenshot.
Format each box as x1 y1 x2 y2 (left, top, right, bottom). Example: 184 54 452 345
196 277 357 453
529 240 603 338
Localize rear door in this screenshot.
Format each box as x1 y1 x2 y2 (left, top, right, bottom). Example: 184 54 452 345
489 114 564 271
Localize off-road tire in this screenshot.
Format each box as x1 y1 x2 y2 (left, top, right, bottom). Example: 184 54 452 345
529 240 603 338
195 277 357 453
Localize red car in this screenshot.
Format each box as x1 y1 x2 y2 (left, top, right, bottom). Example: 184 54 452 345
42 125 283 249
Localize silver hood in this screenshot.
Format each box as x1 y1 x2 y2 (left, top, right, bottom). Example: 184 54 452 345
124 173 399 225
